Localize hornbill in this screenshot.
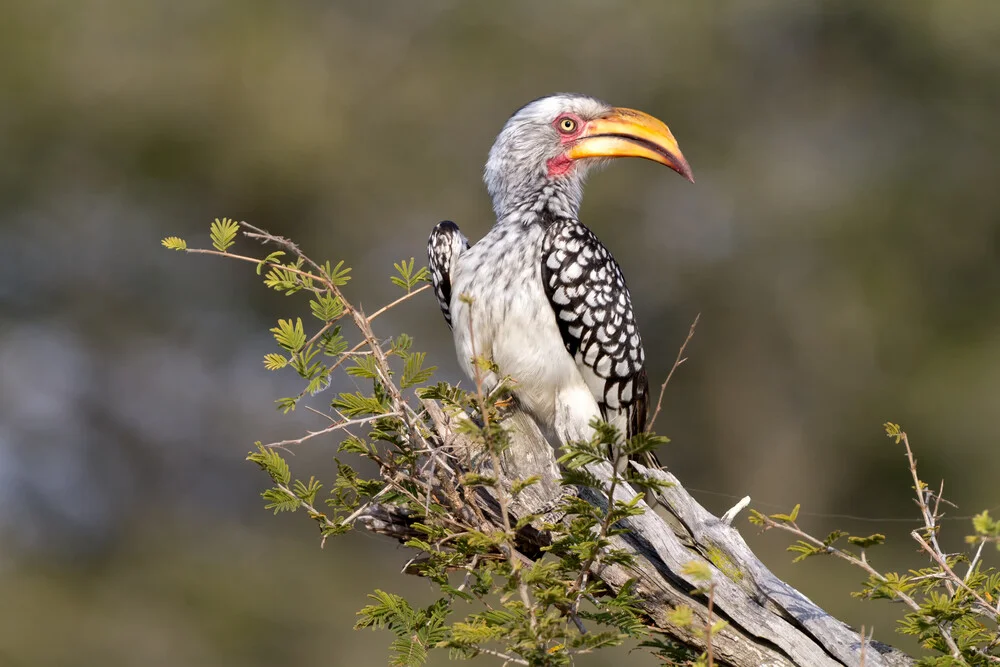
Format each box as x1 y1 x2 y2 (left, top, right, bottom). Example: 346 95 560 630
428 94 692 467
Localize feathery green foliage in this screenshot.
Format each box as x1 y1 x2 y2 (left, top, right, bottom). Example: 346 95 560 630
391 257 430 292
161 236 187 250
162 218 682 666
164 219 998 666
210 217 240 252
753 423 999 665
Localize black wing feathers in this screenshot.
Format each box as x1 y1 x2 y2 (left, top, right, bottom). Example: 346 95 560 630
539 218 649 439
427 221 469 329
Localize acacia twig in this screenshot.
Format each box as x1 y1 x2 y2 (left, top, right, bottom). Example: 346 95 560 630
647 313 699 433
263 413 401 449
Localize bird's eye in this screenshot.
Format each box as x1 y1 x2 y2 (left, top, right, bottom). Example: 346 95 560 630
557 117 578 134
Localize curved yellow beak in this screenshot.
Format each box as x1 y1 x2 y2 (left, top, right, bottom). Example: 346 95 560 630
566 107 694 183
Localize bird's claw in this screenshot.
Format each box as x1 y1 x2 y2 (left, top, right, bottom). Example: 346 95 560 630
493 395 516 414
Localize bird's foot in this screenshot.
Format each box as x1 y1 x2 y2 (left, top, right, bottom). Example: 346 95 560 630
493 396 518 419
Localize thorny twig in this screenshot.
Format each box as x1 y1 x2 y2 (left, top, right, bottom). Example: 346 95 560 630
911 531 996 617
757 511 963 659
195 225 454 541
901 432 955 597
241 222 431 452
568 445 627 620
754 426 1000 662
263 413 401 449
899 430 998 617
647 314 699 434
476 648 529 666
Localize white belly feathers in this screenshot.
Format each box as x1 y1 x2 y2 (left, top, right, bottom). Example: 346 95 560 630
448 222 600 439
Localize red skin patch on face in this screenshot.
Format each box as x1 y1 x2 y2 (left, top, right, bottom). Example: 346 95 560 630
547 113 587 178
546 153 574 177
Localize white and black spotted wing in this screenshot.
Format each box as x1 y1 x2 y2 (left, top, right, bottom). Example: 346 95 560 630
540 219 651 446
427 220 470 329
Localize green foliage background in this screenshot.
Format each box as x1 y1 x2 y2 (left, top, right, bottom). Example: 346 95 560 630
2 2 999 665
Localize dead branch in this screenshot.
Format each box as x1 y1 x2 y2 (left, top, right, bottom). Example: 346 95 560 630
357 403 916 667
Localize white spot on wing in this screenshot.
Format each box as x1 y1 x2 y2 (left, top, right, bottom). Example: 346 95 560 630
563 263 583 281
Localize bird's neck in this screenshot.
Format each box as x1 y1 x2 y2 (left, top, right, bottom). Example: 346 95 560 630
494 178 582 226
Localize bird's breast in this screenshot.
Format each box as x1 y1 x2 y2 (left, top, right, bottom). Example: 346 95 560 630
449 224 581 422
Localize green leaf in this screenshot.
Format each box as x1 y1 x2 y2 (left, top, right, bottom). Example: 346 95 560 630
847 533 886 548
346 354 380 379
665 604 694 628
256 250 286 274
263 353 288 370
288 343 321 378
972 510 999 536
391 258 431 292
511 476 541 496
356 590 415 632
459 473 497 488
787 540 826 563
622 432 670 457
323 260 352 286
310 293 344 322
271 318 306 352
339 436 371 455
263 259 308 294
262 486 301 513
559 466 603 490
680 560 713 583
355 591 448 667
558 436 608 470
448 620 505 644
304 372 331 396
331 391 389 417
883 421 904 443
823 530 848 547
210 217 240 252
275 396 298 413
246 443 291 484
320 327 348 356
161 236 187 250
417 382 467 405
768 504 800 524
401 351 436 389
293 477 323 505
390 333 413 355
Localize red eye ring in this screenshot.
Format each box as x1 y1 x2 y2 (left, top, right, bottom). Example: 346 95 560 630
556 115 579 135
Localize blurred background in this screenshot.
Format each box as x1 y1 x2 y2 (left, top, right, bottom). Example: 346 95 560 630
1 1 998 665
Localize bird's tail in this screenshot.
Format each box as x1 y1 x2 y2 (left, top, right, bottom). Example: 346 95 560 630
427 220 470 329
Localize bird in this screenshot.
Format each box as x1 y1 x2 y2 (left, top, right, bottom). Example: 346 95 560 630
427 93 692 468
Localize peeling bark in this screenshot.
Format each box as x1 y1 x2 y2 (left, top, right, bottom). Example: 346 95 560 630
358 404 915 667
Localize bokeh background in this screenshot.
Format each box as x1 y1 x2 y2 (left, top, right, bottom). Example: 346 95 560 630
2 2 998 665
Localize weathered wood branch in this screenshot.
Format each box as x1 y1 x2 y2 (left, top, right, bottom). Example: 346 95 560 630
358 403 916 667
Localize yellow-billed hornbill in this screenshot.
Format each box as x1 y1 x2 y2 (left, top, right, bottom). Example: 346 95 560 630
428 94 692 466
